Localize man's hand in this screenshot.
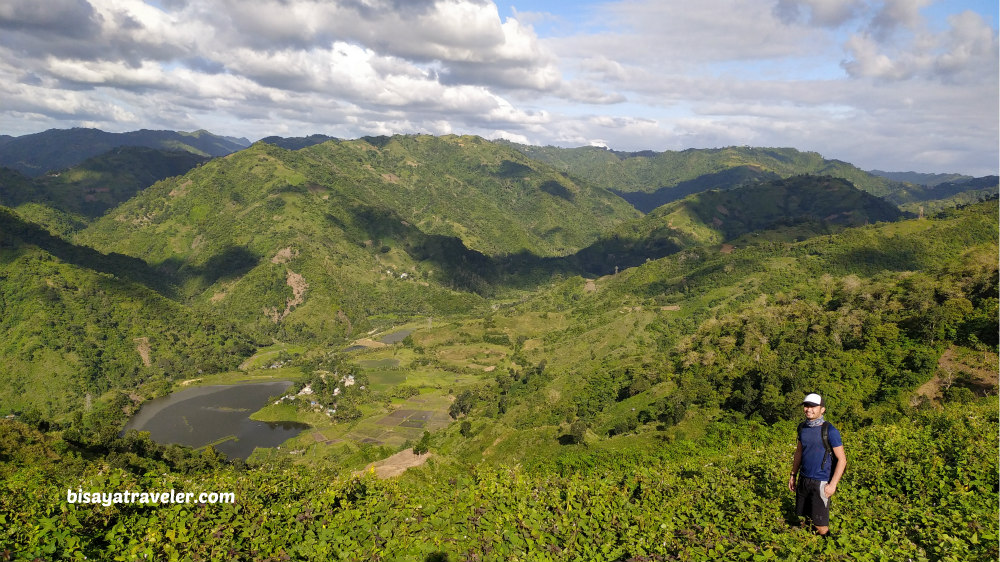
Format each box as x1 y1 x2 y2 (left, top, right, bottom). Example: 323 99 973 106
787 474 796 492
823 482 837 497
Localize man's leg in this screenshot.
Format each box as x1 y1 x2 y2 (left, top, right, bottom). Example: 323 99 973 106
812 482 831 535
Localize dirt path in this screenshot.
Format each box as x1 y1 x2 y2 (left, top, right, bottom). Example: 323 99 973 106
356 448 432 479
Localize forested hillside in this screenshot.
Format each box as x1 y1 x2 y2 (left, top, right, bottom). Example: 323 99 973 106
564 175 903 275
0 207 255 421
75 136 640 341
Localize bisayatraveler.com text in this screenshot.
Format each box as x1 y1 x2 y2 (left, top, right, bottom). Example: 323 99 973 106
67 488 235 507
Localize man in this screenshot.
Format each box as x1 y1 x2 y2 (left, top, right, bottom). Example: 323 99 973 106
788 393 846 536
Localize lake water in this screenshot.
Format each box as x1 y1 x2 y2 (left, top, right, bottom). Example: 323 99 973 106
122 381 308 459
379 329 412 344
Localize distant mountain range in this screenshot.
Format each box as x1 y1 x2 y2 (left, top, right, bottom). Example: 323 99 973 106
0 147 209 221
868 170 972 186
0 128 249 176
504 143 913 213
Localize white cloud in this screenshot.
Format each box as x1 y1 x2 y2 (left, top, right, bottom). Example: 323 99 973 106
773 0 865 27
842 9 999 83
0 0 995 175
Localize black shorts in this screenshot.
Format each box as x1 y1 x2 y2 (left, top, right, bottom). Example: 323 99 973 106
795 476 831 526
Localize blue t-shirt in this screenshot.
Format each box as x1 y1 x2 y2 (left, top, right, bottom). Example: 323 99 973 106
798 422 842 481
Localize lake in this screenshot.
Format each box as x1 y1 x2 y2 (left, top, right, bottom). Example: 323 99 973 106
122 381 308 459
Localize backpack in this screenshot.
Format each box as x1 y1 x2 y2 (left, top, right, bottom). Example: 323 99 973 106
797 421 840 477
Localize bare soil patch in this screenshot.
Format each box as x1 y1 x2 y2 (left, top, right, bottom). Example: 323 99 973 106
271 246 298 264
357 448 432 479
134 337 152 367
264 270 309 323
350 338 388 349
912 346 999 405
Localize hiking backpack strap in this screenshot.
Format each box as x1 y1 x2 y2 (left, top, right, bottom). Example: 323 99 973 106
795 421 806 474
821 421 832 474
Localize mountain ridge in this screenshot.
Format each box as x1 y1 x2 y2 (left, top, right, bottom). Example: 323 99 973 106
0 128 249 176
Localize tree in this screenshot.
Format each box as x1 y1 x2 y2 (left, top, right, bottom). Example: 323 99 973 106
413 431 431 455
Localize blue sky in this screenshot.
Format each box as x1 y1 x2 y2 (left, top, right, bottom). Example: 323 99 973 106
0 0 997 174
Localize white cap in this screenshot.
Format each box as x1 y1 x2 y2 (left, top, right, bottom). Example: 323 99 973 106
802 393 824 406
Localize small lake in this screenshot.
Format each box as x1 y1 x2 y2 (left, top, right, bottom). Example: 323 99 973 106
123 381 308 459
379 329 412 344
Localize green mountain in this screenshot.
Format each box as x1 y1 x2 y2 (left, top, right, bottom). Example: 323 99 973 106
508 143 905 212
564 175 903 275
0 146 209 220
0 128 249 176
869 169 972 186
0 206 255 420
293 135 641 257
73 136 643 339
258 134 340 150
413 200 995 450
883 175 998 214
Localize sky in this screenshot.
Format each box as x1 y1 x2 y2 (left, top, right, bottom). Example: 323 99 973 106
0 0 997 175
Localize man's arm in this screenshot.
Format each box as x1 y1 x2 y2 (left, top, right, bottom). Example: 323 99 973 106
824 445 846 496
788 441 802 492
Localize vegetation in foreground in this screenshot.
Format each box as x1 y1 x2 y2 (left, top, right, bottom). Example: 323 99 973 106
1 398 995 561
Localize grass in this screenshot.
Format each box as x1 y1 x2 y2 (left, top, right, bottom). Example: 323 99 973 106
238 343 307 370
175 367 305 389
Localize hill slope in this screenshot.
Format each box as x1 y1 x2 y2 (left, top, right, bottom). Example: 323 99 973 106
0 207 255 419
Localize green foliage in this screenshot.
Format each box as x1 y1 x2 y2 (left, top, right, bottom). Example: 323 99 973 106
0 207 255 420
0 400 994 561
413 430 431 455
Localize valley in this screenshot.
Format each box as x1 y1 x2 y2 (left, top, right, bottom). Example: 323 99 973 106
0 130 996 561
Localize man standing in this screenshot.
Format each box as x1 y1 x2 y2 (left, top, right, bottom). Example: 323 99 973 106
788 393 846 536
